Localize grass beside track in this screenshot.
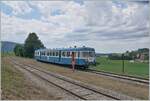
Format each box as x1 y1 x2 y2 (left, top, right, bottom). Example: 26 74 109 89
12 56 149 100
1 57 58 100
2 58 24 99
92 57 149 79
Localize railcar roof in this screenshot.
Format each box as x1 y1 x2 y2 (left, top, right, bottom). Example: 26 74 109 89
35 47 95 51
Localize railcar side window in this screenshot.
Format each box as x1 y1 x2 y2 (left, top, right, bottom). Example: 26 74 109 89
65 51 67 57
67 52 70 57
49 51 51 56
53 51 55 56
51 51 53 56
78 51 80 57
62 51 65 57
47 52 49 56
72 52 76 57
75 52 77 57
55 51 56 56
56 51 58 56
50 51 52 56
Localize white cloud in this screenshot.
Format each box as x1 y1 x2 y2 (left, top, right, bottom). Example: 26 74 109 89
1 12 71 44
1 1 32 15
30 1 87 30
1 0 149 53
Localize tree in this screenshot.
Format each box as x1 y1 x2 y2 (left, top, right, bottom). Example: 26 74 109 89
108 53 122 60
24 32 44 58
14 44 24 57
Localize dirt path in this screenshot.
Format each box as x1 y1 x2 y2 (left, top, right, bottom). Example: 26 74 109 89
11 56 149 100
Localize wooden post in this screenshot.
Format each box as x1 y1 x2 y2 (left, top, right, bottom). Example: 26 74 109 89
122 54 125 73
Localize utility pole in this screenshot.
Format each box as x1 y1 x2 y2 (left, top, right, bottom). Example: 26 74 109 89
122 54 125 73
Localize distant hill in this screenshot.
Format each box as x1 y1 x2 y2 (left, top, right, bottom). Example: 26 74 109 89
96 53 111 57
1 41 20 52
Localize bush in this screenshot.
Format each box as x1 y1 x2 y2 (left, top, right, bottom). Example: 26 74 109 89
14 44 24 57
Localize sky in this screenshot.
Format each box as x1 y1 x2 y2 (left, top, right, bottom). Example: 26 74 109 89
0 0 149 53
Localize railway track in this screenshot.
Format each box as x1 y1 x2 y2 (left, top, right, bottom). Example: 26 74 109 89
10 59 120 100
86 68 149 85
9 58 138 100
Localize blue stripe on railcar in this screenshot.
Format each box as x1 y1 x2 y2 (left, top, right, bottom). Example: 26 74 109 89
35 56 87 66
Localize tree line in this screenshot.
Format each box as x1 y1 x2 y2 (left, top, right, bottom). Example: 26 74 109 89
108 48 149 60
14 32 45 58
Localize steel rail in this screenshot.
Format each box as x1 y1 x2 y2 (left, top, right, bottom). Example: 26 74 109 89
86 68 149 85
10 59 87 100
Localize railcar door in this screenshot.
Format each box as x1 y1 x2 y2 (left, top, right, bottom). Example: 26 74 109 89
40 51 41 59
78 51 80 65
59 50 61 62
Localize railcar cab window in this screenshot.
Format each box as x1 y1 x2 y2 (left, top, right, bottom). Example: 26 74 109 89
89 51 95 57
82 51 95 57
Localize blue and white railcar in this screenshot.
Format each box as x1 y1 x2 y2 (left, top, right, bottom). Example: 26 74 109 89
34 47 96 68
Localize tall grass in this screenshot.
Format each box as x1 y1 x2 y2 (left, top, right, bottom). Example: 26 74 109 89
1 52 15 57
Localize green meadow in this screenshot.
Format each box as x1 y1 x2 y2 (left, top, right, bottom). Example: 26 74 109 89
93 57 149 79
